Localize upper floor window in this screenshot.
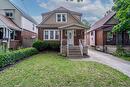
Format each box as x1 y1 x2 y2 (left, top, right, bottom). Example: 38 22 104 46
56 13 67 23
5 10 14 19
32 24 35 31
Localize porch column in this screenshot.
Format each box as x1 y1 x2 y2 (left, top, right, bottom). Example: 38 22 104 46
7 29 11 48
60 29 63 53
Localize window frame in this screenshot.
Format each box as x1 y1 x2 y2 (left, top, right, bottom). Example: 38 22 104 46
56 13 67 23
44 29 60 40
5 10 14 19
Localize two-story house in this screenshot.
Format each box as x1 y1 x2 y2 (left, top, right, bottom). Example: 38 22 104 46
37 7 88 57
0 0 37 49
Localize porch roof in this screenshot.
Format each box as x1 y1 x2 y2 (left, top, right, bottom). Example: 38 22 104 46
59 24 88 30
0 15 21 31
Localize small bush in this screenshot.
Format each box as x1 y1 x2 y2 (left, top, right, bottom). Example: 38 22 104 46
113 46 127 57
32 40 45 51
33 40 60 52
0 47 38 68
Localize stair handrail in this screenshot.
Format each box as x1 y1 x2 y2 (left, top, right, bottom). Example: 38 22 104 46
79 39 83 56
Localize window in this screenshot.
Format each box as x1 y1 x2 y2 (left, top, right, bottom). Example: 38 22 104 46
57 14 61 22
45 31 49 40
32 24 35 31
91 31 93 35
11 30 15 40
5 10 14 18
0 28 3 39
55 31 59 39
56 13 67 22
44 30 59 40
50 31 54 39
107 32 113 43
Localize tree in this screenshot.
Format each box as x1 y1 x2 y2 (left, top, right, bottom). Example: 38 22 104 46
112 0 130 33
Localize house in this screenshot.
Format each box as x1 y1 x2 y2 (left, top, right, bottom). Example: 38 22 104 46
37 7 88 57
0 0 37 49
87 11 130 53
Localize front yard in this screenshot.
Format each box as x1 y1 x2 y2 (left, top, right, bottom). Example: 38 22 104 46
0 52 130 87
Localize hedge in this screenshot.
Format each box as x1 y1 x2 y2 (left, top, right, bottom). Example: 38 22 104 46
0 47 38 69
33 40 60 52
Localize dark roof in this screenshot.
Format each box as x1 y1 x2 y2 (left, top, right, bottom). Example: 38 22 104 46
9 0 37 25
0 15 21 31
89 12 116 32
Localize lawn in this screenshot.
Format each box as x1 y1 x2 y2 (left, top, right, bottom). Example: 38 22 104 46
119 56 130 61
0 52 130 87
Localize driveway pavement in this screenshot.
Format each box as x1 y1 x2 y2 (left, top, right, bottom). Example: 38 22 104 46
71 49 130 78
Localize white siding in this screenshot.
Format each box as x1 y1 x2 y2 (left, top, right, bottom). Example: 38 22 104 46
21 17 37 33
0 0 22 27
90 31 95 46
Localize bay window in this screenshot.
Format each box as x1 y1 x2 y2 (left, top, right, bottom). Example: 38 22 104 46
44 30 59 40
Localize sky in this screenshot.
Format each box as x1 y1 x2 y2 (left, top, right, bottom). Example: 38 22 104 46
10 0 114 25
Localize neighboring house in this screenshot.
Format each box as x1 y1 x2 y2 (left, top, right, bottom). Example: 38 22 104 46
87 11 130 53
37 7 88 57
0 0 37 49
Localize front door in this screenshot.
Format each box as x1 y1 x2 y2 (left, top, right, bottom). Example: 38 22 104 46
67 30 74 46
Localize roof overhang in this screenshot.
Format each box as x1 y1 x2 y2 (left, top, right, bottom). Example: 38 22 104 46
59 24 88 30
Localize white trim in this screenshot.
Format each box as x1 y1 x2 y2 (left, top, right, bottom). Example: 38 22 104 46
56 13 67 23
43 29 60 40
67 30 74 46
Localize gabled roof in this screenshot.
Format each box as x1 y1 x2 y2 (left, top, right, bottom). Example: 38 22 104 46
89 12 116 32
9 0 37 25
38 7 82 26
0 15 21 31
42 7 82 16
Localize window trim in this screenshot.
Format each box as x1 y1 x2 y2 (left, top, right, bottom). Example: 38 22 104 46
5 10 14 19
56 13 67 23
44 29 60 40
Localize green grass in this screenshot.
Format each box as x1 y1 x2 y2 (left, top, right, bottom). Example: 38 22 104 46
119 56 130 61
0 52 130 87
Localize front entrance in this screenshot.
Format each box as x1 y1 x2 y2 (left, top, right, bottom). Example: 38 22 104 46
67 30 74 46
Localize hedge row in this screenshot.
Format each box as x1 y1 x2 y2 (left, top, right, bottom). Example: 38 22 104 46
0 47 38 68
33 40 60 52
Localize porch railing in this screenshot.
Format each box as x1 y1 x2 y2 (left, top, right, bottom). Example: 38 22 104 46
79 39 84 56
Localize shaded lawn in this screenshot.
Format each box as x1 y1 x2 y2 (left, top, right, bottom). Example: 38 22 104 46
119 56 130 62
0 52 130 87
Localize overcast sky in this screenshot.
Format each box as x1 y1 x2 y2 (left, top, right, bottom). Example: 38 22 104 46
11 0 114 24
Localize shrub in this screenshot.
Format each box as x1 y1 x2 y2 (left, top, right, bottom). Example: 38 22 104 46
113 46 127 57
46 41 60 51
0 47 38 68
32 40 44 51
33 40 60 52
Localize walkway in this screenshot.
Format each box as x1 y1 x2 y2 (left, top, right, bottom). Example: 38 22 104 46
71 49 130 78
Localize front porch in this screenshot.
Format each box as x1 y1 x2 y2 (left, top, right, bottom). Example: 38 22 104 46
59 24 88 57
0 27 21 49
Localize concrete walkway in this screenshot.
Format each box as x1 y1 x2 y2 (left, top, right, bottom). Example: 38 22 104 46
71 49 130 78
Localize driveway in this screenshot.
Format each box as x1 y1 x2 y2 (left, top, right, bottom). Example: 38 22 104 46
71 49 130 78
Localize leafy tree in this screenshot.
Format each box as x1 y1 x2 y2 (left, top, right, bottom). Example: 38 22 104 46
112 0 130 32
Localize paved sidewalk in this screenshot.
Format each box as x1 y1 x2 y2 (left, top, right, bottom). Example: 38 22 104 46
71 49 130 78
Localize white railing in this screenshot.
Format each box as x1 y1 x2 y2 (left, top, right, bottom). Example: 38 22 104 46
79 39 83 56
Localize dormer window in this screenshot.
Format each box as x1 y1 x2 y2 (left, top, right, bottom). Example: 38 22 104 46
56 13 67 22
5 10 14 19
